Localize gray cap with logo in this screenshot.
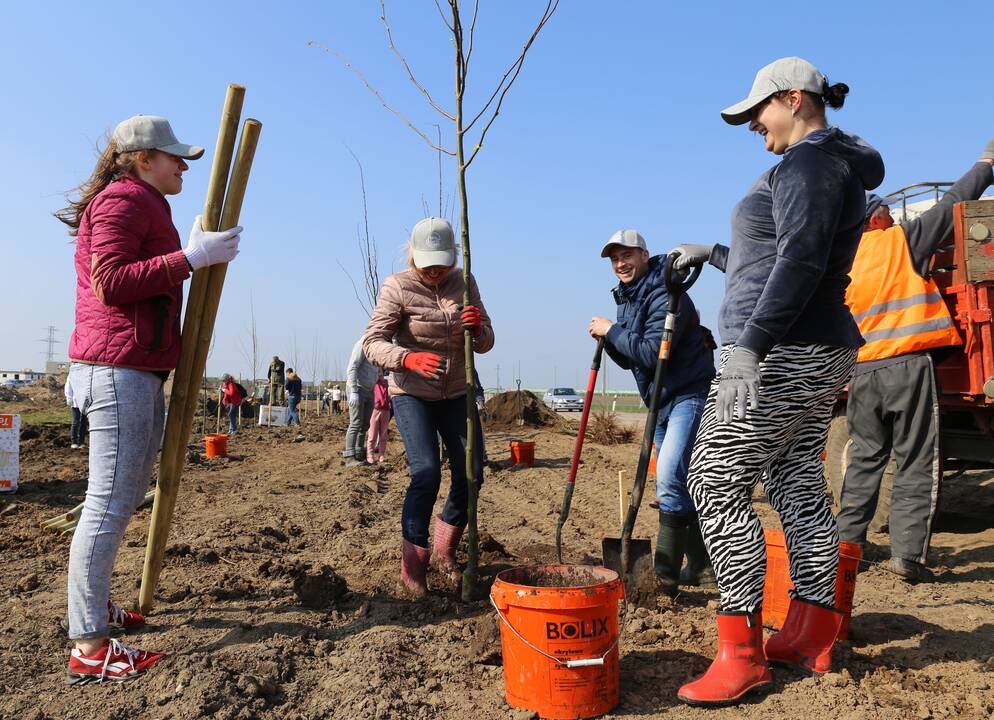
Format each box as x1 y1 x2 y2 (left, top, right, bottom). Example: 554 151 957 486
720 56 827 126
600 229 647 258
410 217 456 268
112 115 205 159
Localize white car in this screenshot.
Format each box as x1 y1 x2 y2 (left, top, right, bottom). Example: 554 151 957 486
543 387 583 412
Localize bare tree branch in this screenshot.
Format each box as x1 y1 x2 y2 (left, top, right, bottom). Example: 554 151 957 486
464 0 558 167
379 0 455 120
432 0 454 31
337 259 374 318
309 40 456 156
345 146 381 313
435 124 444 215
464 0 480 69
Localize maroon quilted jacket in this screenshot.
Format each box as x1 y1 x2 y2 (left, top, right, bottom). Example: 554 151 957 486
69 175 191 372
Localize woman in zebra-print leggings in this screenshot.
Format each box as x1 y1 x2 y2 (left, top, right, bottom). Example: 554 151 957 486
668 57 884 706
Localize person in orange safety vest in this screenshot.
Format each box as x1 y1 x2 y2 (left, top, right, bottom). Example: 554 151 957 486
837 139 994 581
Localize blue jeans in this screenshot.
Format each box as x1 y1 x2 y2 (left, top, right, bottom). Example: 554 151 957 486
654 391 706 515
66 363 164 640
228 404 239 434
287 394 301 426
392 394 484 547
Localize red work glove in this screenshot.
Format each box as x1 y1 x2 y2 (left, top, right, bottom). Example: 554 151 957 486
461 305 482 337
403 352 445 379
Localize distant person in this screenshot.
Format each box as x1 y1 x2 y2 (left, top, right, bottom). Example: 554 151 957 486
364 217 494 596
589 229 717 598
65 376 88 449
220 374 243 435
57 114 242 682
343 338 377 466
268 355 285 405
332 384 343 414
285 369 302 426
670 58 883 705
837 140 994 582
320 384 333 413
366 372 391 463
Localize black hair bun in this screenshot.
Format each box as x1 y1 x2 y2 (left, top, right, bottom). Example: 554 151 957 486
822 80 849 110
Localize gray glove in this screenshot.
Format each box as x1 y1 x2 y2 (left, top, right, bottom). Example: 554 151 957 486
716 346 761 423
981 138 994 161
670 243 715 271
348 392 360 411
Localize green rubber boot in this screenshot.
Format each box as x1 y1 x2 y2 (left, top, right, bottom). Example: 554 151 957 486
655 512 690 598
680 514 717 588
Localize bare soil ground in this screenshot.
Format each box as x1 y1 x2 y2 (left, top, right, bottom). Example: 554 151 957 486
1 407 993 720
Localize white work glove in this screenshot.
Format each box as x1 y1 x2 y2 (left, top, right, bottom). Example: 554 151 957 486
670 243 715 271
183 215 243 271
716 346 761 423
349 392 360 411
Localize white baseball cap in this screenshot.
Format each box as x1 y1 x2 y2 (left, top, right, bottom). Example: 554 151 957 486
720 57 828 126
112 115 205 159
410 217 456 268
600 229 647 258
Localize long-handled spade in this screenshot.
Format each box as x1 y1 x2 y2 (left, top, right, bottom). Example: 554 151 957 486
603 256 701 602
555 336 605 563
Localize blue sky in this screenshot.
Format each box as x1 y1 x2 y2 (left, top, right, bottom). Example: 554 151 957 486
3 0 993 391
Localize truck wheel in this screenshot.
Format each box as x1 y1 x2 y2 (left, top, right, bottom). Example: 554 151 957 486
824 414 894 533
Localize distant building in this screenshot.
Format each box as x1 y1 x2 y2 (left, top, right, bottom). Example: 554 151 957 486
0 369 46 383
46 361 70 375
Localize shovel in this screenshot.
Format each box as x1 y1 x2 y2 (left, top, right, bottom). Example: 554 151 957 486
555 336 606 563
603 255 702 601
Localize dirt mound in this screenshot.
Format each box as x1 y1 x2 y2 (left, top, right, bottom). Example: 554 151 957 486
0 385 23 402
17 375 66 409
485 390 561 429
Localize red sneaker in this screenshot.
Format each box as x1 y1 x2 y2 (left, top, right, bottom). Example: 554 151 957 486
108 601 146 631
67 638 164 684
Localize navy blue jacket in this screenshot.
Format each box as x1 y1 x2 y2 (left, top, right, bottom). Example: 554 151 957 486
604 254 716 411
713 127 885 358
285 377 302 398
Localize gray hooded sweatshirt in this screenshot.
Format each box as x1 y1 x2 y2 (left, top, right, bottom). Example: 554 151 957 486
709 127 885 358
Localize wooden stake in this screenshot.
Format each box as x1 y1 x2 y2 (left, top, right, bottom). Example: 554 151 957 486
138 92 258 613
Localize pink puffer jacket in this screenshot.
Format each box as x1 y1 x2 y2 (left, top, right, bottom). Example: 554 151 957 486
69 176 191 372
363 268 494 401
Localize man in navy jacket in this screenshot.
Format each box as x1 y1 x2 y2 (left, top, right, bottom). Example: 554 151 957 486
589 230 717 596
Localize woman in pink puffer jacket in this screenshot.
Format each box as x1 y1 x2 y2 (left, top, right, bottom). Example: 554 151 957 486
363 217 494 596
56 115 242 684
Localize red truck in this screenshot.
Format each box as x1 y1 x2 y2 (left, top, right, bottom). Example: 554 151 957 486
825 186 994 530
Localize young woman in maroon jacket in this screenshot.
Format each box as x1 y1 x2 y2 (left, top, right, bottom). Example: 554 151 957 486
56 115 243 684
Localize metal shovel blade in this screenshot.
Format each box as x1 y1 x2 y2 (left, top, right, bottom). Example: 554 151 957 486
601 537 655 604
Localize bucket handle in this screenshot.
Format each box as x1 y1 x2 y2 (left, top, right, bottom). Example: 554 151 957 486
489 593 628 669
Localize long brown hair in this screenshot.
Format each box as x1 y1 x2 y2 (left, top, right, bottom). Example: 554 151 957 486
54 139 151 235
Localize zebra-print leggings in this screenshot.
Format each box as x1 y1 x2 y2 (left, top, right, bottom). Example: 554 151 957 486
688 343 857 613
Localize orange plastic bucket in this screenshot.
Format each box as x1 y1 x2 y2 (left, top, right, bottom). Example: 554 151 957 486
491 565 625 719
761 529 862 640
510 441 535 467
205 433 228 459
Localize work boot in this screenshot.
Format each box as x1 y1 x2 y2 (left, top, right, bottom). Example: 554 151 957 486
764 596 844 674
885 557 933 583
655 512 689 598
432 514 464 581
678 611 772 706
400 539 431 597
680 514 717 588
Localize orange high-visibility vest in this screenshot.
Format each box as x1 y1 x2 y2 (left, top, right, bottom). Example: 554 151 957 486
847 225 961 363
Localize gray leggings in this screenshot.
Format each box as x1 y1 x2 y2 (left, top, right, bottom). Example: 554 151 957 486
67 363 164 640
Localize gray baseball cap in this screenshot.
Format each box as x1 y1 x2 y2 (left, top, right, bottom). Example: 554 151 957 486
600 229 647 258
410 217 456 268
112 115 205 159
720 57 827 126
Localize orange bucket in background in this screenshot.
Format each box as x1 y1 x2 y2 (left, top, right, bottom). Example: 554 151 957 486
205 433 228 459
761 529 862 640
648 443 656 476
510 441 535 467
491 565 625 720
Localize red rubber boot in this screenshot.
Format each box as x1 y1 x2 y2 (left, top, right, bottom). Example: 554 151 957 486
400 539 431 597
678 611 772 706
432 514 464 581
765 596 844 674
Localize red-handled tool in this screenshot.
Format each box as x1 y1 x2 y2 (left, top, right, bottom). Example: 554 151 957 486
555 336 606 563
